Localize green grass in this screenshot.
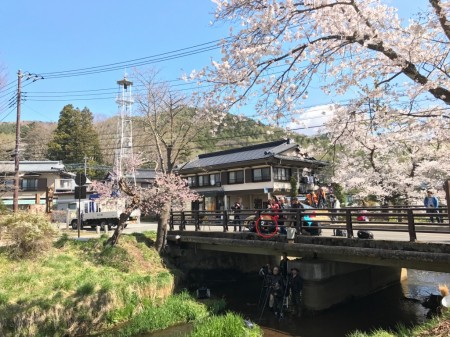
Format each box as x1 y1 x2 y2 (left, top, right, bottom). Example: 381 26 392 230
0 231 260 337
188 312 262 337
346 311 450 337
101 292 218 337
0 231 174 337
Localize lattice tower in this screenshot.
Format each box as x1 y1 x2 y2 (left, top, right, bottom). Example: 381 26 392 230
113 75 136 185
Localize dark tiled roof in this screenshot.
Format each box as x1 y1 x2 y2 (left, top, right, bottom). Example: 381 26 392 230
180 139 317 171
135 169 156 180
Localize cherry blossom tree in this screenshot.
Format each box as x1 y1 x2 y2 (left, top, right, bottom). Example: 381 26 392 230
197 0 450 123
91 158 198 251
326 102 450 204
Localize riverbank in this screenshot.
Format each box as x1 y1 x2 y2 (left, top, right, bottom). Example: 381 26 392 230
348 311 450 337
0 211 447 336
0 230 260 337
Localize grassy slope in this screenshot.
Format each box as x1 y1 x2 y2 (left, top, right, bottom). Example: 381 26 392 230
0 232 261 337
0 233 174 336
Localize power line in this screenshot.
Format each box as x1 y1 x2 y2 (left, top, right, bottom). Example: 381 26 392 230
39 45 223 79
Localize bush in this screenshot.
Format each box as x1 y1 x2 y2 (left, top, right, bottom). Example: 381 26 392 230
0 212 58 258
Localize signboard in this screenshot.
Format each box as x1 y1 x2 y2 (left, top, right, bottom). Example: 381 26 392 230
75 186 87 199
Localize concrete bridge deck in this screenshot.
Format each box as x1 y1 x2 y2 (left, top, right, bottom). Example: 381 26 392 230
166 230 450 273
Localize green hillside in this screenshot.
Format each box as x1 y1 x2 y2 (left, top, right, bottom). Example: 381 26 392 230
0 114 326 166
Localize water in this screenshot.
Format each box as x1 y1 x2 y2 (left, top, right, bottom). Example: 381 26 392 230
142 270 450 337
211 270 450 337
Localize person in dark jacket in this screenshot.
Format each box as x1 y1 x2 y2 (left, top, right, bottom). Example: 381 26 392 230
268 266 285 318
232 199 242 231
289 267 303 317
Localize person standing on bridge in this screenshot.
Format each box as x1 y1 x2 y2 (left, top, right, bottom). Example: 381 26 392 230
232 199 242 231
424 190 442 224
317 187 327 208
306 190 318 208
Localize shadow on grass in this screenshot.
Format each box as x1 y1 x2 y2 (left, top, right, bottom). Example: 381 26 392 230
130 232 155 247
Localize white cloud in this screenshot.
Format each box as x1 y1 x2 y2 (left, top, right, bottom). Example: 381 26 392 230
287 104 335 136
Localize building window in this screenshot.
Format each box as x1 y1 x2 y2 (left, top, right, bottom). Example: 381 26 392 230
209 173 220 186
187 176 197 187
273 167 290 181
228 170 244 184
21 178 38 191
252 167 271 182
141 182 150 189
198 175 210 187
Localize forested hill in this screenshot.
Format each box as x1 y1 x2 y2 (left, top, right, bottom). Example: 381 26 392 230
0 114 326 164
0 121 57 161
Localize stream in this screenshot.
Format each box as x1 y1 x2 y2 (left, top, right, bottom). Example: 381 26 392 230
140 269 450 337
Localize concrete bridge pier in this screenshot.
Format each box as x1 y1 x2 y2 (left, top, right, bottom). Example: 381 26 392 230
293 259 401 312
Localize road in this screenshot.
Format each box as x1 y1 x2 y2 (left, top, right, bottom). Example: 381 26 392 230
60 221 450 244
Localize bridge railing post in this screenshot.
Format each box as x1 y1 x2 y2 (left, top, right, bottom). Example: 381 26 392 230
169 210 174 230
222 210 228 232
407 209 417 242
296 208 302 235
180 211 186 231
345 209 354 238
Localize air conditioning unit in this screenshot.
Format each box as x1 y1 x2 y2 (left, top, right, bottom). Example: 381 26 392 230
215 182 221 187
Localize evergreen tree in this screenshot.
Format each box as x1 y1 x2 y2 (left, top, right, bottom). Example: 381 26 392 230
47 105 103 164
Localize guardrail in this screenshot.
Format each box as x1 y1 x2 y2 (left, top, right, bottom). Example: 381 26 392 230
169 206 449 242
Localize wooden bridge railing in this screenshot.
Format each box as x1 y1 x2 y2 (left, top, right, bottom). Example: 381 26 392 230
169 206 449 242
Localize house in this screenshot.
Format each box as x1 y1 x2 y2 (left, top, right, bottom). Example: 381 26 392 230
0 160 76 210
103 168 156 189
178 139 328 211
135 169 156 188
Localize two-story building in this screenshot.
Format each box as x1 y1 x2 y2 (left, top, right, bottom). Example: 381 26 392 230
0 160 76 210
178 139 328 211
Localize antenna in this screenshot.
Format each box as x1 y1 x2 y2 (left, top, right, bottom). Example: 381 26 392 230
113 74 136 185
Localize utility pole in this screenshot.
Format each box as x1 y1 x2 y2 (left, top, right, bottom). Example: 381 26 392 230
13 70 22 212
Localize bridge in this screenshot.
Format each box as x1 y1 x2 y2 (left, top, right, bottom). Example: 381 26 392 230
166 206 450 311
168 206 450 272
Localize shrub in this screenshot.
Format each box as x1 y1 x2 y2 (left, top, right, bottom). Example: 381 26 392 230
0 212 58 258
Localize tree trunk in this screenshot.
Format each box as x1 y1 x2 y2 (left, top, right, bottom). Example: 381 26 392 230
105 212 130 246
155 203 171 252
105 178 140 247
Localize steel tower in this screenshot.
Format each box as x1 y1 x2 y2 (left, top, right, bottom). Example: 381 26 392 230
114 75 136 185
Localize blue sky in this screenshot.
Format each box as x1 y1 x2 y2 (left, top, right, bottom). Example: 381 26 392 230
0 0 226 122
0 0 428 124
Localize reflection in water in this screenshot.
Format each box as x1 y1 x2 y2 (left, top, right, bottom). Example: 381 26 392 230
141 270 450 337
